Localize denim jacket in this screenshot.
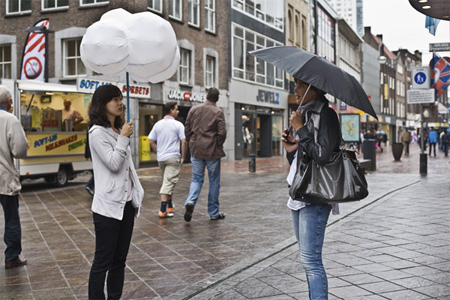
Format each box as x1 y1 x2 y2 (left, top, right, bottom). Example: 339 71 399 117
89 125 143 220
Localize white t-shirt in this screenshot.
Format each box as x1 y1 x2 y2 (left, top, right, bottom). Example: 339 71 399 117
148 116 185 162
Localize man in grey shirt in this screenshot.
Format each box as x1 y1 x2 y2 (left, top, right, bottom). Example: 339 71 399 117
0 85 28 269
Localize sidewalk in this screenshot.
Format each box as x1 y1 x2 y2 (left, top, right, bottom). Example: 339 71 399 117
0 144 448 299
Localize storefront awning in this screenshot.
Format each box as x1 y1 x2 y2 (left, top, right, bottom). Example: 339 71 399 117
17 80 78 93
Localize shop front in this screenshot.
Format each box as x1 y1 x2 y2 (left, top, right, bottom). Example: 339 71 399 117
230 81 288 160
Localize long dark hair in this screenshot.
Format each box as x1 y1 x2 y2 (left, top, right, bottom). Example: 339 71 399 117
88 85 123 130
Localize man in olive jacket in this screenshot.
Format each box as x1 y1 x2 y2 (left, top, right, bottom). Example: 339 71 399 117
0 86 28 269
184 88 227 222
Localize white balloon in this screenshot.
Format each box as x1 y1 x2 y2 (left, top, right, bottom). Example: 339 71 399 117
81 8 179 82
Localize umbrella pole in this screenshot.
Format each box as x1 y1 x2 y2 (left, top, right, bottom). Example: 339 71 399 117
126 71 130 123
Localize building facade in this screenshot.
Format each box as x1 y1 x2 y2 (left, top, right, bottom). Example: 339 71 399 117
229 0 289 160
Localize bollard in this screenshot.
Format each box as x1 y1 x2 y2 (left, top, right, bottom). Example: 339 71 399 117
249 154 256 172
363 139 376 171
420 153 427 174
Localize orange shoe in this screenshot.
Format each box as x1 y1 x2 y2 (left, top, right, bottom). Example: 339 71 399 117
158 211 174 218
167 207 174 214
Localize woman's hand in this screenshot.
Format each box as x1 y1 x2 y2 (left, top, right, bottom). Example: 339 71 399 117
121 122 133 137
281 128 299 153
290 111 304 131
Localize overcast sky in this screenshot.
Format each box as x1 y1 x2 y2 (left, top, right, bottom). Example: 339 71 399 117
363 0 450 66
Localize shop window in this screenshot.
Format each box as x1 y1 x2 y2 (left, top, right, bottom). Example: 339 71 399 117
63 38 86 77
43 0 69 10
7 0 31 14
80 0 108 6
205 55 215 88
147 0 162 13
188 0 200 27
179 48 191 85
205 0 215 33
20 91 90 133
169 0 182 21
0 45 12 79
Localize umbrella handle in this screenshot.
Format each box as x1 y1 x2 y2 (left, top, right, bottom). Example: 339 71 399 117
126 72 130 123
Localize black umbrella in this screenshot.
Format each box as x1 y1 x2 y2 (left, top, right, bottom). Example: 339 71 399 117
249 46 377 119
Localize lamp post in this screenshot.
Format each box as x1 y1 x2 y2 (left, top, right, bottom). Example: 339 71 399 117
25 25 54 82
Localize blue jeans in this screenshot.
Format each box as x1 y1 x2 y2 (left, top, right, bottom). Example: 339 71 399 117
0 194 22 262
185 156 221 218
291 203 332 300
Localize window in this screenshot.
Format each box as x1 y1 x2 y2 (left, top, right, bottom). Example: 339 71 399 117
232 0 284 31
7 0 31 14
80 0 108 5
147 0 162 13
205 55 215 88
232 24 283 88
188 0 200 27
0 45 12 79
63 39 86 77
288 9 293 41
205 0 215 33
42 0 69 9
169 0 182 21
179 48 191 85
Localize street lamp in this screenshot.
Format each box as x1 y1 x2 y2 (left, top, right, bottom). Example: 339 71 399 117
25 25 54 82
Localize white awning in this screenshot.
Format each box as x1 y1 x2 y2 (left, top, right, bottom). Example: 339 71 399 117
17 80 78 93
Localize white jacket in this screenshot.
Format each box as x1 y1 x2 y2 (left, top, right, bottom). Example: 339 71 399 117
0 110 28 196
89 125 144 220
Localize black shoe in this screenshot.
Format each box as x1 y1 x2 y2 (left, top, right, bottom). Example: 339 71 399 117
85 186 94 196
210 213 225 220
184 203 195 222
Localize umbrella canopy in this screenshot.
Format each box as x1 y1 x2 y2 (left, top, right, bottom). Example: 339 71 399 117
249 46 377 119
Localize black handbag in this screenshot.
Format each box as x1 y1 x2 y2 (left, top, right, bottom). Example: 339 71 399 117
289 148 369 204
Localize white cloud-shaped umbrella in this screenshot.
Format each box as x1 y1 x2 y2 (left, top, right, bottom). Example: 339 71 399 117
81 8 179 83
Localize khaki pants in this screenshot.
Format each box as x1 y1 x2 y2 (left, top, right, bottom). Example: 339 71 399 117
158 157 182 195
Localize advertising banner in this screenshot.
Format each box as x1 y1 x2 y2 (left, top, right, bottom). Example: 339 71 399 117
20 19 49 82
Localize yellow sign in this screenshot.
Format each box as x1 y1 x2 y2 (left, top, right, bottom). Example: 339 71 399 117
139 136 151 161
27 133 87 157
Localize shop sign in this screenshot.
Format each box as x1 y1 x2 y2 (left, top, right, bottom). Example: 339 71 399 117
27 133 86 156
167 90 206 102
77 78 150 98
256 89 280 104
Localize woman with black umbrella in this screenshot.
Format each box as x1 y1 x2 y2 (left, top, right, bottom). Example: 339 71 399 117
282 79 341 299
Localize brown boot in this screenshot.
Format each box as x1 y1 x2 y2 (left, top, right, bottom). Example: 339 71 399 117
5 256 27 269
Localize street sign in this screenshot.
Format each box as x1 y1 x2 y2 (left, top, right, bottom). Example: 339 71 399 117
429 42 450 52
412 67 430 89
407 89 435 104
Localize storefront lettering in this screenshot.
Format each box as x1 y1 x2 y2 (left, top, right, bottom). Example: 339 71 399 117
121 85 150 96
34 134 57 148
79 79 112 91
168 90 206 103
45 135 78 152
68 139 85 152
256 90 280 104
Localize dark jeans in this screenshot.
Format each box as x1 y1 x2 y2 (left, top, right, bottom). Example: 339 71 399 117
88 201 135 300
0 194 22 262
403 142 410 154
429 143 437 156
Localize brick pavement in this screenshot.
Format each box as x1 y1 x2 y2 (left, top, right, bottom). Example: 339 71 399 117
0 143 448 299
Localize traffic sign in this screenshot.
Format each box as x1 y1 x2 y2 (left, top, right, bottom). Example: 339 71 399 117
407 89 435 104
429 42 450 52
412 67 430 89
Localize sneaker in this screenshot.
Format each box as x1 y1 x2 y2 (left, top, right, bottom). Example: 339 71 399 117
184 203 195 222
167 207 174 214
85 186 94 196
159 211 174 218
210 213 225 220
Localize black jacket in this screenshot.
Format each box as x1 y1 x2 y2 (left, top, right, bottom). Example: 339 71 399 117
287 97 341 166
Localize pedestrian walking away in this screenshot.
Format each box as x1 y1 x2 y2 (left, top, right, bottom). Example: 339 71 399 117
184 87 227 222
442 129 450 157
427 127 438 157
282 79 340 300
87 85 144 300
149 102 187 218
401 128 411 155
0 85 29 269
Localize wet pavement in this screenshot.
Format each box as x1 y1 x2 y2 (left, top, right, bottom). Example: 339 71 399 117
0 143 448 299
